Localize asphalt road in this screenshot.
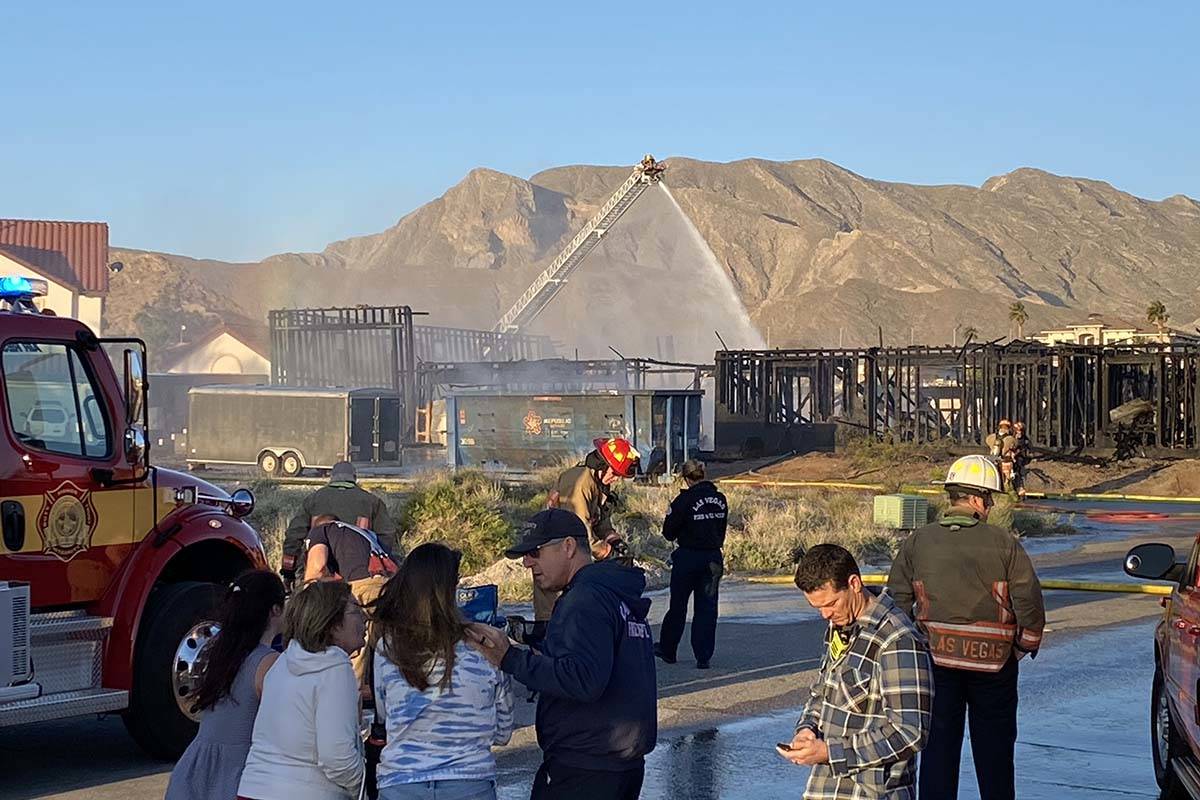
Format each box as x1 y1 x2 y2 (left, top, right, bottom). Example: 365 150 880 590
3 507 1194 800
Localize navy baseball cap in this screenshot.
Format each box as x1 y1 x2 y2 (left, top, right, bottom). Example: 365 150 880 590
505 509 588 558
331 461 357 482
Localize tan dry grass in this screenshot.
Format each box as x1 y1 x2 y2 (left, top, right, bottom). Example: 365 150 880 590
246 474 921 596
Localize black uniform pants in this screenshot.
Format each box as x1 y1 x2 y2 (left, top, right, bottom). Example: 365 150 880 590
919 657 1019 800
658 547 723 663
530 760 644 800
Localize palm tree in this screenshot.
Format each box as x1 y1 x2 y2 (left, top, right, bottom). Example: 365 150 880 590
962 326 979 342
1009 302 1029 340
1147 300 1170 335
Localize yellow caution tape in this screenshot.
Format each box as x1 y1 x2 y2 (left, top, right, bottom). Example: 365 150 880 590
716 477 1200 505
1038 579 1172 595
717 478 887 491
747 573 1173 595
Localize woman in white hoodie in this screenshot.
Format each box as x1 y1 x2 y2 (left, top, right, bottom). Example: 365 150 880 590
238 580 367 800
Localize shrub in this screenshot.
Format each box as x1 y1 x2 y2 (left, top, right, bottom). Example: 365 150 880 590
240 472 906 590
843 435 954 473
721 487 897 573
1012 510 1076 537
399 470 513 574
246 481 309 571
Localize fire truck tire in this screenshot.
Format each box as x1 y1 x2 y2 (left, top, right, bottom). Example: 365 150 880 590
280 451 303 477
123 581 221 760
258 451 280 476
1151 665 1191 799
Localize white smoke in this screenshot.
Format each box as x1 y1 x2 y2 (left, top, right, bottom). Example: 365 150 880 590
525 182 765 363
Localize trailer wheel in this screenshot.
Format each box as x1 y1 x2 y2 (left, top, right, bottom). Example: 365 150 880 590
258 451 280 476
123 581 221 760
280 451 303 477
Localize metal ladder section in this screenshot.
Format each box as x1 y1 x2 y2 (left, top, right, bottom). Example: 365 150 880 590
0 611 126 727
493 156 666 333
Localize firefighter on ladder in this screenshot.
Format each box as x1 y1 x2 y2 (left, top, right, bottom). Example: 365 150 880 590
533 437 641 622
886 455 1045 800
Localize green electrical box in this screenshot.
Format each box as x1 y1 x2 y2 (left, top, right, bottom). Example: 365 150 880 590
873 494 929 529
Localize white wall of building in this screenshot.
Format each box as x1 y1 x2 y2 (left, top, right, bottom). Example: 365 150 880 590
0 252 104 333
166 332 270 375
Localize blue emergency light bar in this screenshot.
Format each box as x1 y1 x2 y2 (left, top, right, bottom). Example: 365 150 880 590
0 276 49 299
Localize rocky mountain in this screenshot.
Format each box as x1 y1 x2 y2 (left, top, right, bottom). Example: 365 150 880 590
108 157 1200 359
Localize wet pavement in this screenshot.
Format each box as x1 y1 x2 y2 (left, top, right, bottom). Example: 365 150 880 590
495 612 1162 799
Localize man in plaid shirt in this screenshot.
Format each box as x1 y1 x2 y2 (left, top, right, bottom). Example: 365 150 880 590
781 545 934 800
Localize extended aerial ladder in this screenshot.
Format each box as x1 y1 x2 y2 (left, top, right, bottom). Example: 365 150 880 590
493 155 667 333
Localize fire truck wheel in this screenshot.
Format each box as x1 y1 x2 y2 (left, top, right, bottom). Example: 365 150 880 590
1151 665 1191 799
280 451 303 477
258 451 280 476
123 581 221 760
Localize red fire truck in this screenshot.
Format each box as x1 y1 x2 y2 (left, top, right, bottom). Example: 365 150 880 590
0 276 266 759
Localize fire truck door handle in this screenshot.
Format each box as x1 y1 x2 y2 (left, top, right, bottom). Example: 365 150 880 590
1 500 25 552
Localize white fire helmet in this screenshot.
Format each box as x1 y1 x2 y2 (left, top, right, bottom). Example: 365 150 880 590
943 455 1002 494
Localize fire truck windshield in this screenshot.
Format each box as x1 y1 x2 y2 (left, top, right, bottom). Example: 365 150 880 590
1 341 111 458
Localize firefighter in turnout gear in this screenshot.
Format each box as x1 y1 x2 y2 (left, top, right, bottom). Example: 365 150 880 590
886 454 1045 800
280 461 398 590
985 419 1017 492
534 437 640 621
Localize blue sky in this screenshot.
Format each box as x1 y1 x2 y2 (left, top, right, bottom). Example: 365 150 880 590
2 1 1196 262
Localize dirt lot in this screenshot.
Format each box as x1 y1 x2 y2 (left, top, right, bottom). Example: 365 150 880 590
730 447 1200 497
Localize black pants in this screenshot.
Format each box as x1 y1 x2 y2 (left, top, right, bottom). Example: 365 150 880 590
530 760 644 800
920 658 1019 800
658 547 723 663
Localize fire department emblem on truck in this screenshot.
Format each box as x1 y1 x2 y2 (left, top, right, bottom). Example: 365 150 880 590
38 481 99 561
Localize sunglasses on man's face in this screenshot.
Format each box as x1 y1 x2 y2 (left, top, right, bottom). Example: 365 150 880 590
527 538 570 559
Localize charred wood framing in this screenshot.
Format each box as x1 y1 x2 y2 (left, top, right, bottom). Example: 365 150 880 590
716 342 1200 457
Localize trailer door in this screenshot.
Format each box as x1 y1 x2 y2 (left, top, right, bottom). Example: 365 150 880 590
378 397 401 462
349 397 375 463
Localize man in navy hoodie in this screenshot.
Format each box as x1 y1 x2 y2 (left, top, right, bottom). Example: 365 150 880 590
469 509 657 800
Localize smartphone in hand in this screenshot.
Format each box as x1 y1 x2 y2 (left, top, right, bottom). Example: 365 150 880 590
776 742 797 753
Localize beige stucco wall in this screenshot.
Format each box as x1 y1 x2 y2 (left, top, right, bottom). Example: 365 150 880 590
166 332 270 374
1035 325 1177 346
0 252 103 333
77 295 103 334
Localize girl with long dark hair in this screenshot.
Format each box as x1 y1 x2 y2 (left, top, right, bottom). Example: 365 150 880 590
372 542 514 800
165 569 285 800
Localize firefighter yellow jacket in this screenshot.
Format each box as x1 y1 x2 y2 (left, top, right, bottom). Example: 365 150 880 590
548 465 616 546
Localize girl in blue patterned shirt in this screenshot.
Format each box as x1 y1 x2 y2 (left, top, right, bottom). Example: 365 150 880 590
371 543 514 800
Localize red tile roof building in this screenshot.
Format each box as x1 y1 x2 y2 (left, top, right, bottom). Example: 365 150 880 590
0 219 110 295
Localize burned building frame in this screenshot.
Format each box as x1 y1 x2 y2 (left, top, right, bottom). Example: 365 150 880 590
716 342 1200 457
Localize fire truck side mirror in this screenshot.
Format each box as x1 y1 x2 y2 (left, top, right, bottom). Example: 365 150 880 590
124 426 147 466
123 349 146 426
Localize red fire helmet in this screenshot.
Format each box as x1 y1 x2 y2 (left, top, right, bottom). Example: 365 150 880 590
593 437 641 478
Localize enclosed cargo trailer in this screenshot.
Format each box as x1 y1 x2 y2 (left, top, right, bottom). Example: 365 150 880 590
186 385 401 476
